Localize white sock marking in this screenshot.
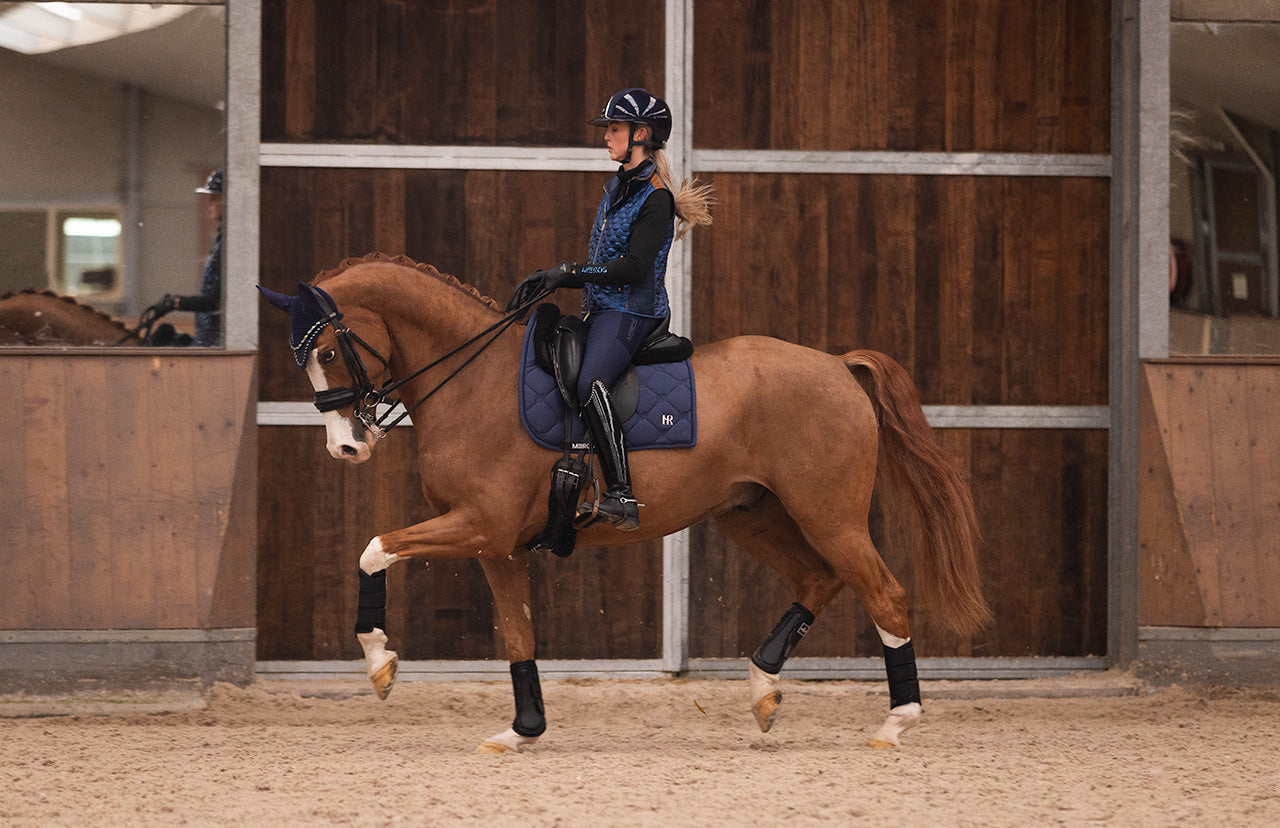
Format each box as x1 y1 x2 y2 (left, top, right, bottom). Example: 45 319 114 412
875 624 910 649
359 537 401 574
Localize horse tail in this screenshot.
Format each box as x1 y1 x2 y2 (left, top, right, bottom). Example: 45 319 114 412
843 350 992 637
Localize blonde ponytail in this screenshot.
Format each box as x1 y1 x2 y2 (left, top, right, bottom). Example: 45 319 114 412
652 150 716 241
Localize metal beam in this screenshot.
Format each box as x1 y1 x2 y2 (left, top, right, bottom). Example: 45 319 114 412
693 149 1112 177
256 655 1108 683
225 0 261 350
258 401 1110 430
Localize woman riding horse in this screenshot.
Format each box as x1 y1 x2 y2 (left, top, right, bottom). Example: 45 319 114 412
514 88 713 531
260 252 990 754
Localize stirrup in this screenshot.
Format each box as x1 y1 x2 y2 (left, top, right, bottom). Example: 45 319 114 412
575 489 639 531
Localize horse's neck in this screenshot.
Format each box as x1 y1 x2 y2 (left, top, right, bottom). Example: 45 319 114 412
362 271 512 378
0 291 129 345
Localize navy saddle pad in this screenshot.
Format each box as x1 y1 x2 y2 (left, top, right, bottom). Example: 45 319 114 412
517 315 697 452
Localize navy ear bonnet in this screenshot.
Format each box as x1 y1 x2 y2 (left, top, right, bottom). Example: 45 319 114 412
257 282 342 369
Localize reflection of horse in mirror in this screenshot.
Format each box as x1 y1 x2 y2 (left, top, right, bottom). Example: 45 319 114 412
0 289 137 345
261 253 991 754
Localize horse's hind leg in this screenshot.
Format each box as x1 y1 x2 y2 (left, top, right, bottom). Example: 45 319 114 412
812 524 923 748
712 493 845 733
475 551 545 755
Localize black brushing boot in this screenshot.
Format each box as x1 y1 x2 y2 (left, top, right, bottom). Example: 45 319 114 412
578 378 639 531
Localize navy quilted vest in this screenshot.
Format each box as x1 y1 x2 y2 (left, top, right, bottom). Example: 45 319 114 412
584 163 674 318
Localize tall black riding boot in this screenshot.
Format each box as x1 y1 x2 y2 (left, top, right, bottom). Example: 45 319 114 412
579 378 639 531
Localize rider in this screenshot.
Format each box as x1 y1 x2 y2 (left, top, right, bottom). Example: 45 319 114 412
149 168 223 346
521 88 713 531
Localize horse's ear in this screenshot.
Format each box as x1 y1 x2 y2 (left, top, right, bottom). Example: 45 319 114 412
257 285 295 313
297 282 341 320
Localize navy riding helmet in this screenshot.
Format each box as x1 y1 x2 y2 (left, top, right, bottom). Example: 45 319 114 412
196 168 224 195
588 88 672 149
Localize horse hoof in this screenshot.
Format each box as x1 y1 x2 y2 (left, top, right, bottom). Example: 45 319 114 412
370 654 398 700
477 727 538 754
867 701 921 748
752 690 782 733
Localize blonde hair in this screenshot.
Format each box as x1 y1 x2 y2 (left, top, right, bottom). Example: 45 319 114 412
651 149 716 241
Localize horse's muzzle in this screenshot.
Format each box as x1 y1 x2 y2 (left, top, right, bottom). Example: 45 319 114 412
324 413 375 464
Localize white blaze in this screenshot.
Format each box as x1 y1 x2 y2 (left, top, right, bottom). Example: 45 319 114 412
306 350 373 463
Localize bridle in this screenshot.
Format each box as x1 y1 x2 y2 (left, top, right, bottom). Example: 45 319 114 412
300 285 550 437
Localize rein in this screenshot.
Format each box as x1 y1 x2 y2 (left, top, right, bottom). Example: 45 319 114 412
306 285 552 435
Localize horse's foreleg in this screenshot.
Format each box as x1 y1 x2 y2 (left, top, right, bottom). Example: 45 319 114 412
475 552 545 755
355 569 399 700
351 510 502 702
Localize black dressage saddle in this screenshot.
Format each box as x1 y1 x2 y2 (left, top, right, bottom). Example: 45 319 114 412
530 302 692 413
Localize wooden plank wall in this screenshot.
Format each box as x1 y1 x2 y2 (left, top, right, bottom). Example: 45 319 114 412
691 425 1110 659
694 0 1110 153
257 0 1113 661
1139 362 1280 627
257 0 669 661
0 353 257 631
261 0 666 145
687 0 1111 659
257 426 663 660
690 174 1110 659
692 175 1110 402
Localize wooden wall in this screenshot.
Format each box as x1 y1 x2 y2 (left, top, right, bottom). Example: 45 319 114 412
692 175 1110 402
261 0 666 145
257 426 663 660
694 0 1110 153
257 0 1113 661
690 173 1110 659
1139 361 1280 627
0 353 257 630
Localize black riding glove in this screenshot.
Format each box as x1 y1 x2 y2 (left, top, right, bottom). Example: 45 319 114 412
146 295 178 318
506 262 586 311
537 262 586 290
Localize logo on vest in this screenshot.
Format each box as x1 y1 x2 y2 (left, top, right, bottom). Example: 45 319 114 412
662 414 674 426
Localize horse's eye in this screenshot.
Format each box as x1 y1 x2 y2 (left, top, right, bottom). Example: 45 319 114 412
320 349 337 364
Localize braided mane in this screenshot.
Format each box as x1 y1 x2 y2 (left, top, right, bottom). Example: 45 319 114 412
0 288 131 332
316 252 501 311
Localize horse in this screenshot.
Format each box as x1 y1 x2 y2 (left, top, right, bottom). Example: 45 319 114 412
0 289 139 346
260 252 991 754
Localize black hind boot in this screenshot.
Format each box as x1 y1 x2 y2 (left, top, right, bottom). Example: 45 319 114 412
578 378 639 531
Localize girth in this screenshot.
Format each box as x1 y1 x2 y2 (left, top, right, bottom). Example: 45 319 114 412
530 302 693 413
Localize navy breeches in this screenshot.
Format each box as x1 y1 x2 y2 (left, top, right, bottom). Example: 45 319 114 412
576 310 660 404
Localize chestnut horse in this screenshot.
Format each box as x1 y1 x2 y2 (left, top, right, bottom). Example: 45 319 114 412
0 289 138 345
260 253 990 754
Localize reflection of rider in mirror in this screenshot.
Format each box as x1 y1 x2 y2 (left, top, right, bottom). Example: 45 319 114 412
147 168 223 346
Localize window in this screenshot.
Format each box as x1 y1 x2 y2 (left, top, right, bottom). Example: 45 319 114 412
0 2 224 343
0 207 123 299
1170 20 1280 355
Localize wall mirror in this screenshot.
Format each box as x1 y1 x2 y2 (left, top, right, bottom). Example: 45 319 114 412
1170 16 1280 355
0 1 225 346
